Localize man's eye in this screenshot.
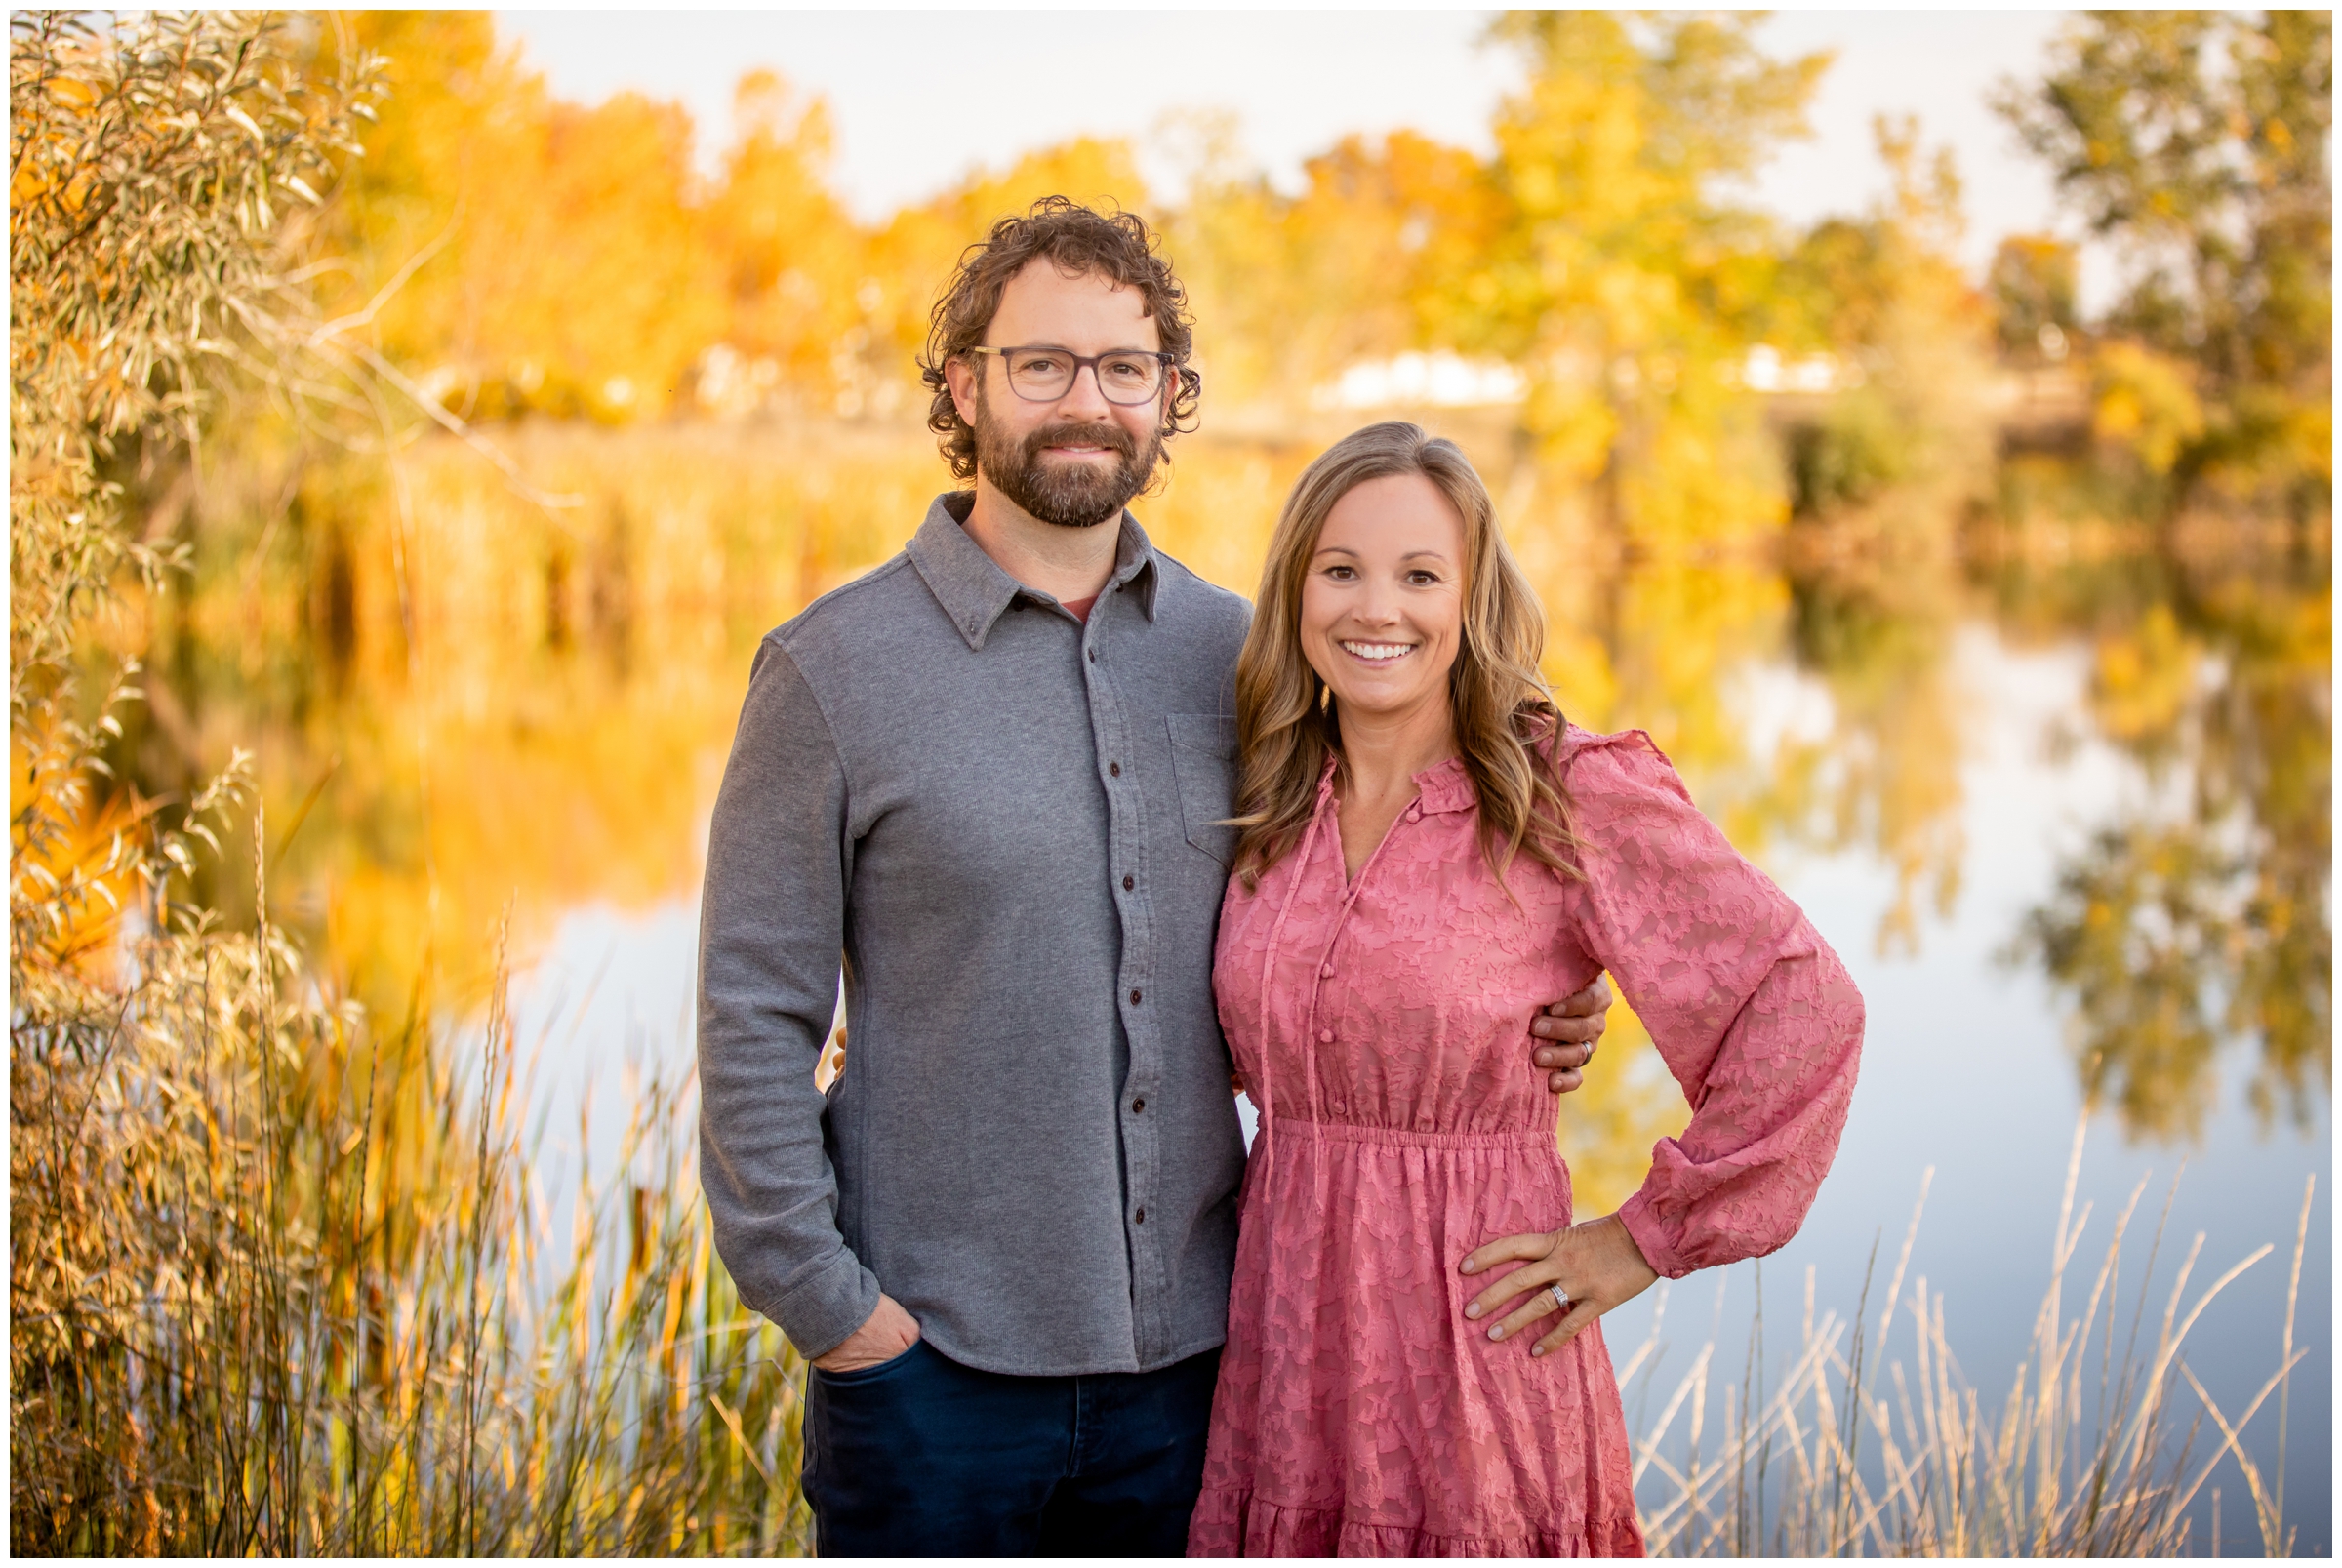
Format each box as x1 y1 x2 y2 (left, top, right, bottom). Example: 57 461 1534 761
1016 355 1067 376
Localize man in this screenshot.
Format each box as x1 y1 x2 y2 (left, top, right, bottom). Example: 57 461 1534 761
698 198 1610 1556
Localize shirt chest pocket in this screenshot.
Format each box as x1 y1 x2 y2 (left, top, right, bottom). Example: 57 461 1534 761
1165 713 1238 868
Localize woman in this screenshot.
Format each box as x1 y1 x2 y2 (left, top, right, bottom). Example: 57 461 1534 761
1188 422 1865 1556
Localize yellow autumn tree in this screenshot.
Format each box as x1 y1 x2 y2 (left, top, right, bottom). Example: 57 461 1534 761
1447 13 1828 553
701 69 868 412
1175 129 1504 420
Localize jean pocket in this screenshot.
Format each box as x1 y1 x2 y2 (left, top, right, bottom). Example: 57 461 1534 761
811 1337 926 1387
1166 713 1238 868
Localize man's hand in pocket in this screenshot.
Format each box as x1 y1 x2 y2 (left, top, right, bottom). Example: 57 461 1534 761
814 1293 922 1373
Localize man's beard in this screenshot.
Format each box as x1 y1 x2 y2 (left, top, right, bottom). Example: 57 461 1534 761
973 393 1162 530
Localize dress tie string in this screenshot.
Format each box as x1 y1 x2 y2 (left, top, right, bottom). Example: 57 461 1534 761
1250 774 1335 1204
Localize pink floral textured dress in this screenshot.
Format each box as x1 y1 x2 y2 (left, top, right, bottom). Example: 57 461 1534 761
1188 726 1866 1557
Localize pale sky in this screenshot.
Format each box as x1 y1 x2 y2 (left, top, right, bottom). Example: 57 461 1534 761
491 9 2097 289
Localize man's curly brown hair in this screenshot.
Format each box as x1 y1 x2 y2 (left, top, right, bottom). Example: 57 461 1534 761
919 197 1203 482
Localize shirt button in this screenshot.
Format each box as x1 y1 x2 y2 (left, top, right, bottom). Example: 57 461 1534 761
1130 988 1143 1005
1131 1098 1146 1113
1134 1208 1146 1225
1123 874 1135 892
1109 761 1121 777
1088 649 1098 662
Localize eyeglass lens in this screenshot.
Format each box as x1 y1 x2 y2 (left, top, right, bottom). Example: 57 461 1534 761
1004 349 1164 405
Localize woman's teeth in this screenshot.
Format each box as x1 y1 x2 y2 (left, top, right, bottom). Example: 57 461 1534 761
1340 640 1416 663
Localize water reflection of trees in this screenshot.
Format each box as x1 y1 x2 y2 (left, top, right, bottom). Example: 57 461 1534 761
2005 554 2331 1141
1768 556 1968 957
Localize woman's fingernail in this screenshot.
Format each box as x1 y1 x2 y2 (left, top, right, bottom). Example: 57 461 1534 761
1460 1261 1476 1274
1465 1304 1481 1319
1487 1325 1504 1341
1531 1345 1545 1358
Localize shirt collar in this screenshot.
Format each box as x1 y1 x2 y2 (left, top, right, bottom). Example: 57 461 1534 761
907 492 1161 651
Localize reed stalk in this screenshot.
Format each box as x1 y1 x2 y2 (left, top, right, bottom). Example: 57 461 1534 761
1623 1115 2314 1556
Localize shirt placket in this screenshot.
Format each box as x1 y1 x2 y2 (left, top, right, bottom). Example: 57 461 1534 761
1083 582 1163 1363
1297 796 1425 1123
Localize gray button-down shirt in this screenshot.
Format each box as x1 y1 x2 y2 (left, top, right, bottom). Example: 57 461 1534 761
698 493 1253 1376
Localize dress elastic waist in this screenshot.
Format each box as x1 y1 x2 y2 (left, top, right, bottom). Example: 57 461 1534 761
1267 1117 1555 1151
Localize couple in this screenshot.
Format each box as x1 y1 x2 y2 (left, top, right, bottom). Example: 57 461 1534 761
698 200 1865 1557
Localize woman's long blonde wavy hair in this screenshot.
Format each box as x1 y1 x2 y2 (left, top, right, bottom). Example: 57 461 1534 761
1230 421 1581 889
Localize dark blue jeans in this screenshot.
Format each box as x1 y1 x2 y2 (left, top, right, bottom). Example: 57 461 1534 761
802 1339 1221 1556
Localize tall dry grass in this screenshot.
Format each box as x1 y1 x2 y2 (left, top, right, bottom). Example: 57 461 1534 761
1621 1119 2315 1556
12 774 816 1553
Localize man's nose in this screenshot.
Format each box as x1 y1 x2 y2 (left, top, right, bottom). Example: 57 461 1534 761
1053 361 1113 421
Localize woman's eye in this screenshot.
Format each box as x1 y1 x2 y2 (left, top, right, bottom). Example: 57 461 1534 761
1323 564 1356 581
1408 571 1442 586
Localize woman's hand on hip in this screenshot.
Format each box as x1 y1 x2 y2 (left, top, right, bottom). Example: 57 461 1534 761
1457 1212 1658 1357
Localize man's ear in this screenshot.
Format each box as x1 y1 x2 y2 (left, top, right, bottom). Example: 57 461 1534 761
944 355 980 430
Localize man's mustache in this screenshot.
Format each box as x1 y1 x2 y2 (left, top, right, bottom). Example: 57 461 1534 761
1025 422 1136 461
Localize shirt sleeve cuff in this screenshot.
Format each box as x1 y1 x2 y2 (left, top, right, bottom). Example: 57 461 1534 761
773 1249 883 1362
1617 1187 1690 1281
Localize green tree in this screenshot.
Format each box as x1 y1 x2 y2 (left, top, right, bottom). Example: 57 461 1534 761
1772 117 1996 527
1999 11 2332 502
1988 233 2080 359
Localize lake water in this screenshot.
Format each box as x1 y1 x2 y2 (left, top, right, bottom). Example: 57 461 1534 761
165 422 2327 1550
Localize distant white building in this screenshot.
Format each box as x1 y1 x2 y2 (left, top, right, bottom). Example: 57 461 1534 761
1314 351 1528 411
1739 344 1850 395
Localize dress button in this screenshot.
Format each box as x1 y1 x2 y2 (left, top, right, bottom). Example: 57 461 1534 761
1109 761 1121 777
1131 1098 1146 1113
1130 988 1143 1005
1123 874 1135 892
1317 1028 1334 1043
1320 963 1336 978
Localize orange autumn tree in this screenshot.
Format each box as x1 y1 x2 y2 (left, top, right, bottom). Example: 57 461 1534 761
325 10 721 422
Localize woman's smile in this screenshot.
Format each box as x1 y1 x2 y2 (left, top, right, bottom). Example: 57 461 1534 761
1338 638 1419 664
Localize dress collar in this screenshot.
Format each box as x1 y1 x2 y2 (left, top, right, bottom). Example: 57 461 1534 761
1313 750 1476 815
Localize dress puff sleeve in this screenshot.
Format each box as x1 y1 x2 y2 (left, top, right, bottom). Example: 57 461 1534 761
1561 729 1866 1280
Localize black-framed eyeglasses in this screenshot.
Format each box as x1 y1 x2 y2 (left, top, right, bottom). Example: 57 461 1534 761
966 345 1175 405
